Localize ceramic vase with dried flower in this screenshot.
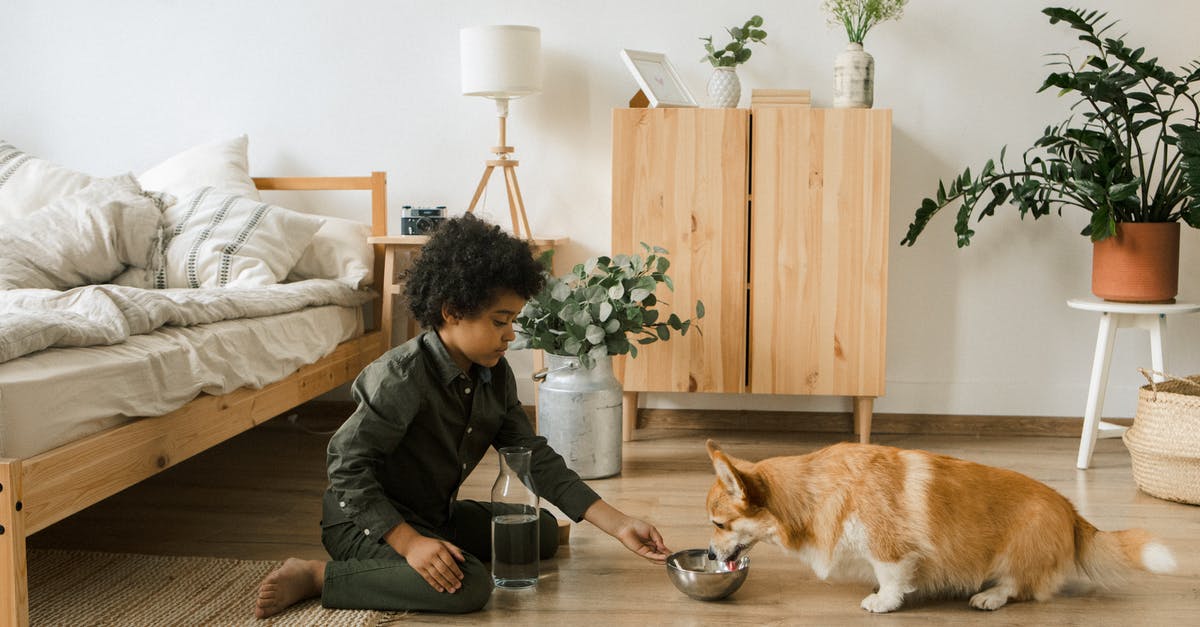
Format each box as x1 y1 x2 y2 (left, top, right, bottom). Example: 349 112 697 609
833 42 874 108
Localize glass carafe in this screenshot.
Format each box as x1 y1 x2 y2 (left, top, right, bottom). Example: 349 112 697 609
491 446 540 588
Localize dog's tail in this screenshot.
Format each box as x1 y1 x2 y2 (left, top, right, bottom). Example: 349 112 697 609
1074 515 1176 584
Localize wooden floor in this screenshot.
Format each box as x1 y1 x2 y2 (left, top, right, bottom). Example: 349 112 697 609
31 406 1199 625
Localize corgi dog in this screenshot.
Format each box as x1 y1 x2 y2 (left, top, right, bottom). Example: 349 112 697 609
705 440 1176 613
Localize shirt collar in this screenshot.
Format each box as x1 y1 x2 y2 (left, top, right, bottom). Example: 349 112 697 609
421 330 492 385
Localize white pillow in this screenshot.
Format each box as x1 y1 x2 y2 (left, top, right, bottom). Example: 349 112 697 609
160 187 324 288
0 140 98 225
138 135 260 201
287 216 374 288
0 174 166 290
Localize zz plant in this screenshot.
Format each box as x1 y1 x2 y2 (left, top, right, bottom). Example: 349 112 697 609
901 7 1200 248
513 244 704 369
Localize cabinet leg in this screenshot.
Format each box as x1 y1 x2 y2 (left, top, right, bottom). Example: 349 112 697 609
853 397 874 444
623 391 639 442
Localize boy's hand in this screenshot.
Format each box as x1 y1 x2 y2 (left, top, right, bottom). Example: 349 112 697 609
583 499 672 564
385 523 466 593
613 517 672 564
405 536 467 593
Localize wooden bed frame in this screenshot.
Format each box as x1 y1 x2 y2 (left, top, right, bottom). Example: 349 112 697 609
0 172 390 626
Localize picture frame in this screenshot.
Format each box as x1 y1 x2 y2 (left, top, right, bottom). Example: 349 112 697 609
619 49 698 108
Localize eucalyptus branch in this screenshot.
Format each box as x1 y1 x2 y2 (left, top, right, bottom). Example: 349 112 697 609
513 246 703 368
700 15 766 68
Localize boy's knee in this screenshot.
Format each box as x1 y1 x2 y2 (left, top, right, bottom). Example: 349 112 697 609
448 557 493 613
538 510 560 559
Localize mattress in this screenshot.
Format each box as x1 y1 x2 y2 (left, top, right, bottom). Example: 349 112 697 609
0 304 361 458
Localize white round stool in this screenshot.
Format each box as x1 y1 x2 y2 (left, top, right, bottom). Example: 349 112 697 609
1068 297 1200 469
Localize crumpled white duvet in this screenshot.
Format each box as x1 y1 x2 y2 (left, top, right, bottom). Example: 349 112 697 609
0 279 373 364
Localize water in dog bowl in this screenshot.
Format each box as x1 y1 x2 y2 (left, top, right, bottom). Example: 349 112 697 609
666 548 750 601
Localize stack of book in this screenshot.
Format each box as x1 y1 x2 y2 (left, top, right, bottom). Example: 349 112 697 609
750 89 811 108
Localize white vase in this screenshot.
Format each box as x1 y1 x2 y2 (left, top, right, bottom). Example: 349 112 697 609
833 42 874 108
707 67 741 108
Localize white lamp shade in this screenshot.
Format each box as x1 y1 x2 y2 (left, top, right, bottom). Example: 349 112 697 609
460 25 542 98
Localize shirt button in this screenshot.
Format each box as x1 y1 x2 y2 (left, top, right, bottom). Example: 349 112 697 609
462 463 468 470
466 427 473 434
339 501 346 508
464 387 471 394
363 529 371 536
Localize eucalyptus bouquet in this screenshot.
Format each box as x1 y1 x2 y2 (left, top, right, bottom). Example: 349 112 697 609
513 245 704 369
822 0 907 44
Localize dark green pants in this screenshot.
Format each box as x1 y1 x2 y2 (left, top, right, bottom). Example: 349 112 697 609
319 492 560 613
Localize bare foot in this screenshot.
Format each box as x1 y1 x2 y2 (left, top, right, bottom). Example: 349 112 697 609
254 558 325 619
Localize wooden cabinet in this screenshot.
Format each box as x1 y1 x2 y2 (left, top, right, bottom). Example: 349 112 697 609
611 107 891 441
611 108 750 395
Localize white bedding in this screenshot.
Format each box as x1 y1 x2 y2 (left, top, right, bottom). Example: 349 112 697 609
0 279 372 364
0 303 362 458
0 152 380 458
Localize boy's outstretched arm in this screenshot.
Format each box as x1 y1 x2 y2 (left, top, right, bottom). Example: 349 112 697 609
583 499 671 564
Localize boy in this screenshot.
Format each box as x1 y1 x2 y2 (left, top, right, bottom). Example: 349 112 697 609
255 214 671 617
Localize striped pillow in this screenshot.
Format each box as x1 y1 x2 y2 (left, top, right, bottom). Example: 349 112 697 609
160 188 324 288
0 141 97 225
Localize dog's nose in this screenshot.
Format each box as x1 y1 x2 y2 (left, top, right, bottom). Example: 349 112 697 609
707 548 717 561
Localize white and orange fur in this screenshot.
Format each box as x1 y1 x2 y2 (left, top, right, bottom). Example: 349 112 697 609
705 440 1176 613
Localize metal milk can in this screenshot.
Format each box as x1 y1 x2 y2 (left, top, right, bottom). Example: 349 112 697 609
534 353 623 479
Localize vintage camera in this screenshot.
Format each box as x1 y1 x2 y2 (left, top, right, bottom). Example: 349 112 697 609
400 205 447 235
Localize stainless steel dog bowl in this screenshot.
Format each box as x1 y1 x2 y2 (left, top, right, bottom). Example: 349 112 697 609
666 548 750 601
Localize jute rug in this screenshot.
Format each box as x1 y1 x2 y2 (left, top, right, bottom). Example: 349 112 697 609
28 549 406 626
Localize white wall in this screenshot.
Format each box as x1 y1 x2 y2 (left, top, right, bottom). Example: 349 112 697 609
4 0 1198 419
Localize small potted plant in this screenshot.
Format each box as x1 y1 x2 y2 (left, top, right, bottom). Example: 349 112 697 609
699 15 767 108
822 0 907 108
900 7 1200 303
513 244 703 478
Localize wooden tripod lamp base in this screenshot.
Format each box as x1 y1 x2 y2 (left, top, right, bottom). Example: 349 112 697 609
466 108 533 240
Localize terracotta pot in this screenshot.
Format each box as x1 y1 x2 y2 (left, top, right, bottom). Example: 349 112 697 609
1091 222 1180 303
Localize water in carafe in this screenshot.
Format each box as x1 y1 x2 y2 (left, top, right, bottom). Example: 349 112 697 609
491 446 540 588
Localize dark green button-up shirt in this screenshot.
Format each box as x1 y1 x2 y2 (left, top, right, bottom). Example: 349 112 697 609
325 330 601 540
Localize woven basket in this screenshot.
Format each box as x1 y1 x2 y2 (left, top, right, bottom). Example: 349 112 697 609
1122 369 1200 505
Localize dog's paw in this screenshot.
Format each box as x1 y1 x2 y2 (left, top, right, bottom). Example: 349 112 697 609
969 588 1010 611
860 592 903 613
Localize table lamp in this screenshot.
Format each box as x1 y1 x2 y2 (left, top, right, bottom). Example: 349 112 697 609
460 24 542 240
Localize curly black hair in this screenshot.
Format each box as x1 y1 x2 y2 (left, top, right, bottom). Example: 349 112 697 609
403 213 545 329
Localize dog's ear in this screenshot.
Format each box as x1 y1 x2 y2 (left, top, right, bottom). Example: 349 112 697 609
706 439 722 458
710 448 748 504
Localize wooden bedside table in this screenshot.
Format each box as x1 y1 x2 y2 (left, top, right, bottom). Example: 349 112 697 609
368 234 570 348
